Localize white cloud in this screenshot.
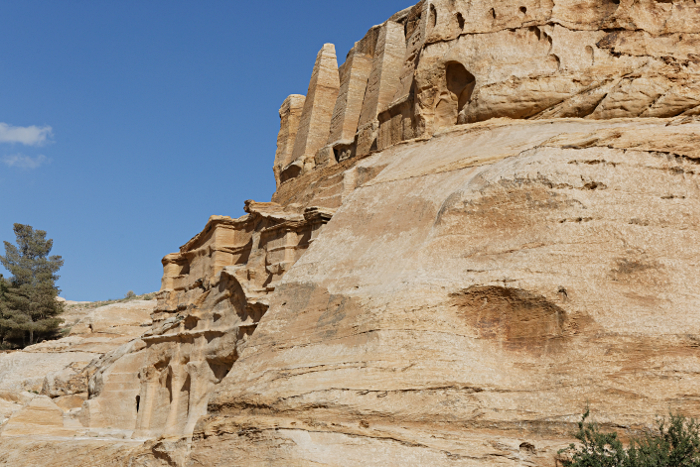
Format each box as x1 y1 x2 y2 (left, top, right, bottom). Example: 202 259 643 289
0 123 53 146
2 154 49 169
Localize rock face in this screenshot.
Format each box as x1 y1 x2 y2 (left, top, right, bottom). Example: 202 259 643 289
273 0 700 189
4 1 700 466
0 299 154 440
191 117 700 466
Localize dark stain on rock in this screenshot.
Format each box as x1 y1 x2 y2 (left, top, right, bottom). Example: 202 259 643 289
610 257 666 288
317 295 351 339
613 259 653 275
451 286 571 352
435 177 582 235
583 181 607 190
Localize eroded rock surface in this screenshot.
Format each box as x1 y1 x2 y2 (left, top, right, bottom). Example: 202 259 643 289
189 116 700 466
0 299 155 440
4 1 700 466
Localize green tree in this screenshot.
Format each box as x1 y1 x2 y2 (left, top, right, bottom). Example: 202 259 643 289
0 224 64 348
627 415 700 467
559 409 628 467
559 410 700 467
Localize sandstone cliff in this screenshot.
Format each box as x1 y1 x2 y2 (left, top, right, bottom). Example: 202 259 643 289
3 1 700 466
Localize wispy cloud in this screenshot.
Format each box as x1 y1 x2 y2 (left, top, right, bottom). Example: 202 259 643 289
0 123 53 146
2 154 49 169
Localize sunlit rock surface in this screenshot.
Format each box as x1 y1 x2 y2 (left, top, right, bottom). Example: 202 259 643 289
4 1 700 465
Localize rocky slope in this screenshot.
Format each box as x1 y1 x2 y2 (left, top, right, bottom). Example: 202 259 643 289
0 299 155 464
193 116 700 466
3 1 700 465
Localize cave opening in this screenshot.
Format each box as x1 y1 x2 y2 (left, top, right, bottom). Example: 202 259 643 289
446 61 476 113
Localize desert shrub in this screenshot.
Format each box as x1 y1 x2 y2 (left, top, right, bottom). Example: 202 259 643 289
559 410 700 467
125 290 136 299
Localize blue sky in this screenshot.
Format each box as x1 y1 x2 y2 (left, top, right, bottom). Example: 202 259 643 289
0 1 413 301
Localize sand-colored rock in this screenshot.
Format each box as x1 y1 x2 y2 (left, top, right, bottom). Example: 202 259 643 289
327 49 372 161
0 437 144 466
0 299 155 442
273 0 700 186
284 44 340 183
28 201 336 464
274 94 306 187
192 116 700 466
5 1 700 466
355 21 406 157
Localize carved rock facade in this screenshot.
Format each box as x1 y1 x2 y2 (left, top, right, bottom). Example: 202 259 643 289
275 0 700 190
3 1 700 466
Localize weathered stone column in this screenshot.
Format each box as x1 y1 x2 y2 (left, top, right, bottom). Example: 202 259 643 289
356 22 406 157
274 94 305 187
289 44 340 176
328 50 373 148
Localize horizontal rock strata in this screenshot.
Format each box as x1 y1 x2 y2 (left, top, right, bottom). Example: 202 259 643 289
4 1 700 466
191 116 700 466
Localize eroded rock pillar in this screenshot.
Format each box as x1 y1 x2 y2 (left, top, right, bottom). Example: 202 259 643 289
326 49 373 161
274 94 306 187
356 22 406 157
288 44 340 179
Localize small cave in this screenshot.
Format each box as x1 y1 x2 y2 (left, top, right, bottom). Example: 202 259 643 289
207 358 234 384
457 12 465 30
435 61 477 128
184 315 199 330
520 6 527 15
603 0 621 16
136 395 140 413
333 143 355 163
490 8 497 19
279 163 302 184
445 61 476 113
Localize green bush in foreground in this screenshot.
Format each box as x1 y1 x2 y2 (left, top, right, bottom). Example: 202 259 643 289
559 410 700 467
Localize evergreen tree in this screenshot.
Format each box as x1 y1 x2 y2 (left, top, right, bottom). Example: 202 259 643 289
0 224 64 348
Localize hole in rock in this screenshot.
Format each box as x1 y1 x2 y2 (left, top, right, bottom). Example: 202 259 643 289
445 62 476 113
207 359 234 383
279 163 302 184
166 371 173 403
490 8 497 19
181 374 191 395
520 6 527 14
430 4 437 29
457 13 465 30
520 442 536 453
136 395 140 413
184 316 199 330
585 46 595 65
603 0 621 15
